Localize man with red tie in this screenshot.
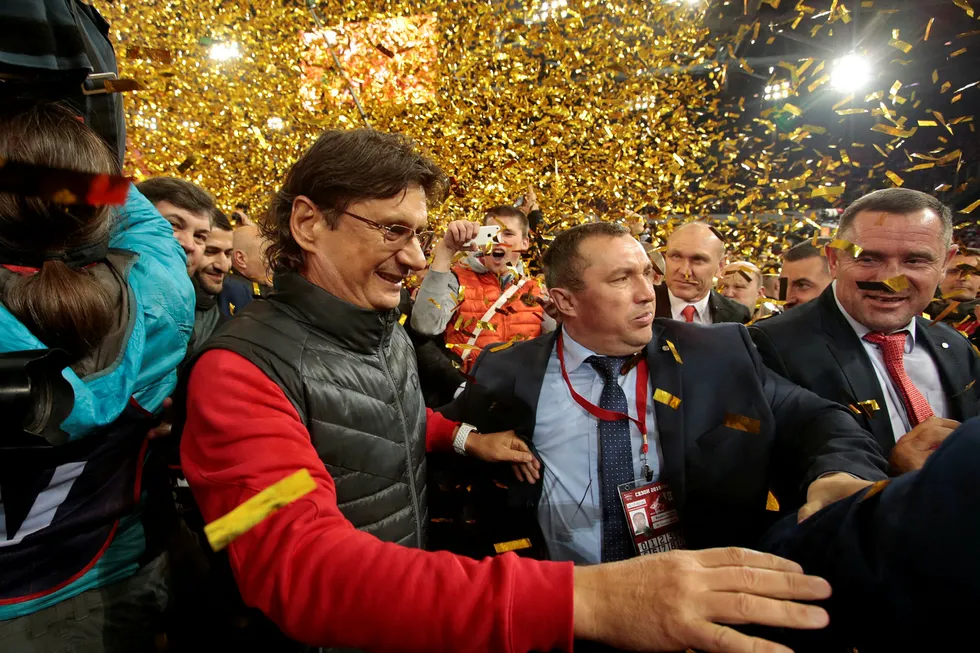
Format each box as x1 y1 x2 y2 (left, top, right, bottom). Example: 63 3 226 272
751 188 980 474
654 222 750 324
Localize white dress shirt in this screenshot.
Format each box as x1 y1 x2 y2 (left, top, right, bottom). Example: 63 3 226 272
667 288 712 324
833 282 949 441
533 329 663 565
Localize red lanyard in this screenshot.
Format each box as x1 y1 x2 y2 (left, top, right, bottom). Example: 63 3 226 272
556 331 652 480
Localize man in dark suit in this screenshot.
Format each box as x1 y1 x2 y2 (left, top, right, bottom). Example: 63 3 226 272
443 222 887 568
654 221 750 324
760 418 980 652
751 189 980 474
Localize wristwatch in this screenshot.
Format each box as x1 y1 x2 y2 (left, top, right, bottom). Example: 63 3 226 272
453 423 478 456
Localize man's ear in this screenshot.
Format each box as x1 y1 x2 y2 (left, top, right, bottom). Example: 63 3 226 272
825 246 840 277
233 249 247 271
290 196 323 256
548 287 577 320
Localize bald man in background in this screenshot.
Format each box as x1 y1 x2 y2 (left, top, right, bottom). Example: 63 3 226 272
218 224 274 318
655 222 751 324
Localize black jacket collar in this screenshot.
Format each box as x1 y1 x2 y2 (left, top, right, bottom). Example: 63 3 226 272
271 271 397 355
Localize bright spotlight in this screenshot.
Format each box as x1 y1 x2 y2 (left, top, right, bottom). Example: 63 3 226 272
209 42 241 62
831 53 871 93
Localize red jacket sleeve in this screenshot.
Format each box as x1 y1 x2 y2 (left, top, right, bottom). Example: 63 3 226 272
180 349 574 653
426 407 458 452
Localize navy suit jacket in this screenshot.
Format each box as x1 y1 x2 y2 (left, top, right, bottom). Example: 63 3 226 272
760 418 980 652
441 319 888 553
750 286 980 458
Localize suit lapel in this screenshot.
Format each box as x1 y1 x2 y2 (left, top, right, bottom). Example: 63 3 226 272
515 330 559 425
708 291 724 323
654 284 671 319
818 289 894 453
646 322 687 511
915 318 968 420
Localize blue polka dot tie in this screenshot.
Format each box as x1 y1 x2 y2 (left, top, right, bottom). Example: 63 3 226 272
587 355 635 562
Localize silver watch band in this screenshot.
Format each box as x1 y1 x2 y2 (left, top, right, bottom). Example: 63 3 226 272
453 423 477 456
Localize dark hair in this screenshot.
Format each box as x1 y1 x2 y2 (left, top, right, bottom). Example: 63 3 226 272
136 177 216 227
212 208 233 232
0 103 118 359
264 128 448 272
784 237 831 265
543 222 630 291
838 188 952 247
485 205 529 238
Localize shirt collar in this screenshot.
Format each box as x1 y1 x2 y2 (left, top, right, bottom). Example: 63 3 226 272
667 287 711 320
559 327 600 374
832 280 917 347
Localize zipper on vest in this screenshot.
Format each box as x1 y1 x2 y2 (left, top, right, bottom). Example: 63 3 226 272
378 329 424 546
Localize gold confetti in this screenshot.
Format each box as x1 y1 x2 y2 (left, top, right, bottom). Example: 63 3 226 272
447 342 481 351
489 341 515 353
724 413 761 434
884 170 904 187
871 124 917 138
766 491 780 512
653 389 681 410
925 17 935 41
950 48 968 58
828 239 864 257
665 340 682 365
427 298 442 310
493 538 532 554
960 199 980 214
861 479 891 501
883 275 910 292
204 469 316 551
812 185 845 198
888 39 913 54
848 399 880 418
782 103 802 116
398 313 408 326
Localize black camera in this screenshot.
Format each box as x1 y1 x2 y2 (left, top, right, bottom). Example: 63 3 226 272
0 349 74 446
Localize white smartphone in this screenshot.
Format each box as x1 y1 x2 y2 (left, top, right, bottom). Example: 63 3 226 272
464 225 500 248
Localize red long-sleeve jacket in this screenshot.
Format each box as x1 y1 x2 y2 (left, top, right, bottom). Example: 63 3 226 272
180 349 575 652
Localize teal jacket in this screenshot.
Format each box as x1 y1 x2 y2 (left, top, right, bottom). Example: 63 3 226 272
0 186 194 618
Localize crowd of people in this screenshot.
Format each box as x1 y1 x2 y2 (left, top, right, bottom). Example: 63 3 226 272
3 9 980 653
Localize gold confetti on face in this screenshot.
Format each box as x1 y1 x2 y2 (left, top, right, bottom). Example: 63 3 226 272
828 239 864 257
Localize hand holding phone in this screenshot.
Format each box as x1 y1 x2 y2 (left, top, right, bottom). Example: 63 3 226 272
464 225 501 249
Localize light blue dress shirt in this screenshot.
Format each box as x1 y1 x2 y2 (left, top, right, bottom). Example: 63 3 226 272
533 329 662 565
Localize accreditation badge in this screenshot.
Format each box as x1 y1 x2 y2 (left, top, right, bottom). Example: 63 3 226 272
618 480 685 556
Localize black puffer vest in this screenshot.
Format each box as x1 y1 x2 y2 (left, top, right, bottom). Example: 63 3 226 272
200 272 428 546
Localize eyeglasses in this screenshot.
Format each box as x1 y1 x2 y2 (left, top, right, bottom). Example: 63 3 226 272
341 210 435 251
